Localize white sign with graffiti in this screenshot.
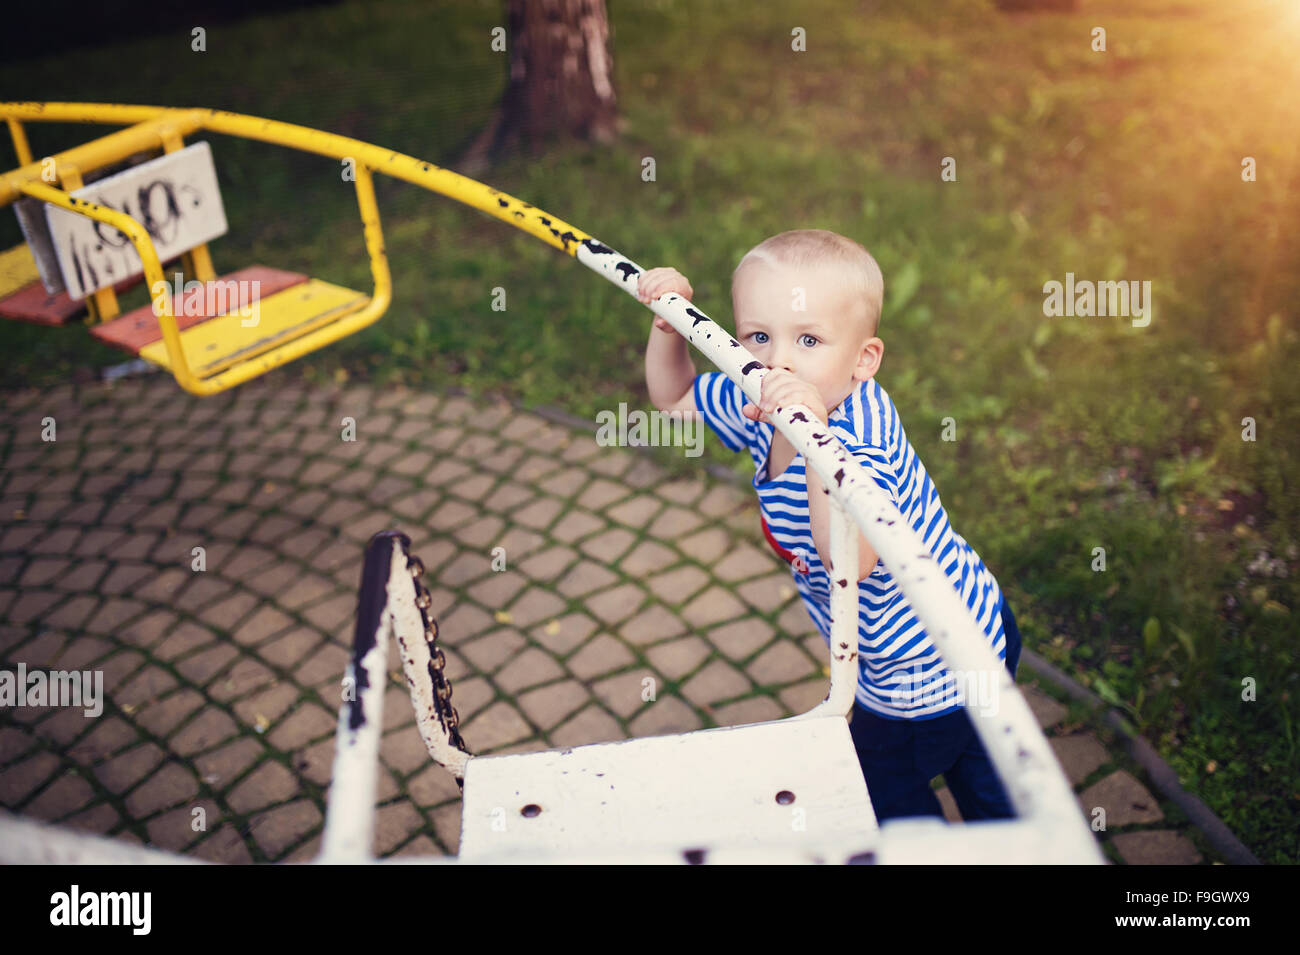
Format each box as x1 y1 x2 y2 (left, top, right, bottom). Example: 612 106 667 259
45 141 228 300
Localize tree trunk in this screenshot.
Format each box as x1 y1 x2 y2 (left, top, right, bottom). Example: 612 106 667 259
455 0 619 175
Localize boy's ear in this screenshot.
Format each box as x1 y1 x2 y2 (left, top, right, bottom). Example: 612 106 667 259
854 337 885 381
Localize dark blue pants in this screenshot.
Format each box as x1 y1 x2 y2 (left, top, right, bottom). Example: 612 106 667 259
849 596 1023 823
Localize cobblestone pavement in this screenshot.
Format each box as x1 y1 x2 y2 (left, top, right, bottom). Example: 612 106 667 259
0 374 1210 863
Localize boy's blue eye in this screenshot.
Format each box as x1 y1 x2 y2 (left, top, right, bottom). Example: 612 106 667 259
799 334 818 347
752 331 768 344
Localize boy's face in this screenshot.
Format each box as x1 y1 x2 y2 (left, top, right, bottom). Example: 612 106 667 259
732 261 883 415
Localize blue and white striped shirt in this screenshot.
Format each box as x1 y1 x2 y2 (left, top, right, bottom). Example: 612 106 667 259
693 371 1007 720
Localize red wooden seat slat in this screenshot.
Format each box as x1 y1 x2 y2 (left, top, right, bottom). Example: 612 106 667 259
89 266 309 354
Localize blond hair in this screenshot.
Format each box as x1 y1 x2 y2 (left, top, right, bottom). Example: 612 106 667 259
731 229 885 337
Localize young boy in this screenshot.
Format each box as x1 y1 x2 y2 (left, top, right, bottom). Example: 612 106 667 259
640 228 1023 823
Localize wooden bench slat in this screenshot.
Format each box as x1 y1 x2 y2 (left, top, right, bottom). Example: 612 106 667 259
89 265 309 353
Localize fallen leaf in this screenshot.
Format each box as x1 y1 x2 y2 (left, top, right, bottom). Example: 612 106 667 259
544 620 560 636
254 714 270 733
494 610 513 625
1206 760 1217 773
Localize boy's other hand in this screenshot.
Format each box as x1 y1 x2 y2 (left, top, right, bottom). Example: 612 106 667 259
637 267 694 335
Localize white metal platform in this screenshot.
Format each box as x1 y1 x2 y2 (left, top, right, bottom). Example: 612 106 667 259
458 715 878 859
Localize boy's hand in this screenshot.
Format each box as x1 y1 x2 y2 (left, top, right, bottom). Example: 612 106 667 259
742 369 829 424
637 267 694 335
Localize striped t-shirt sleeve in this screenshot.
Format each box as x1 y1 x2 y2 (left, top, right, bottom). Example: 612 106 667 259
692 371 749 453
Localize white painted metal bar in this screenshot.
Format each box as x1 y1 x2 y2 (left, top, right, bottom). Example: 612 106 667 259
0 810 204 864
317 536 395 863
797 493 861 720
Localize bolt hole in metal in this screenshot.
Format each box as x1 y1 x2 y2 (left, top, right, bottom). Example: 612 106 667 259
775 790 796 805
520 804 542 818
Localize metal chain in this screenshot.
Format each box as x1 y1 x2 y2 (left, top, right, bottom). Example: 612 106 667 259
406 553 470 755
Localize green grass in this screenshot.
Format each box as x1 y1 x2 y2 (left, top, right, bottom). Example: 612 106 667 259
1 0 1297 862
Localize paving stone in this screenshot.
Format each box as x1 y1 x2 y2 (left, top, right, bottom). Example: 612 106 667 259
515 679 590 730
675 526 732 564
23 769 96 821
681 586 748 629
1023 685 1069 730
617 540 677 578
681 660 752 708
293 641 351 686
175 643 240 684
193 738 265 789
711 696 784 727
114 665 179 708
85 597 150 635
646 636 712 680
555 559 620 598
189 821 256 867
1077 770 1164 828
291 737 338 787
584 583 646 626
0 750 60 805
510 497 562 531
531 612 598 655
577 478 630 511
391 833 442 859
628 696 702 737
249 799 322 859
1049 733 1110 786
736 572 800 613
146 801 218 852
228 759 301 814
0 726 36 764
576 527 637 564
65 716 136 764
170 706 240 757
620 604 688 646
459 700 532 752
778 678 829 715
467 570 529 610
494 647 566 694
549 704 625 747
696 484 749 518
233 682 302 731
647 565 710 604
42 595 102 632
505 587 568 629
647 506 704 539
713 541 781 582
1111 830 1203 865
459 629 526 674
136 688 206 737
374 801 425 856
592 670 657 719
6 590 61 625
551 510 607 544
256 627 323 668
408 761 463 808
747 640 818 686
63 801 122 838
268 703 336 751
382 725 439 774
125 763 200 816
153 621 218 661
567 634 635 681
30 706 98 747
482 481 535 513
709 618 775 661
94 743 166 795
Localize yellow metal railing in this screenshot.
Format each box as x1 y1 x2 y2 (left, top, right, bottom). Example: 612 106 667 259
0 102 594 395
